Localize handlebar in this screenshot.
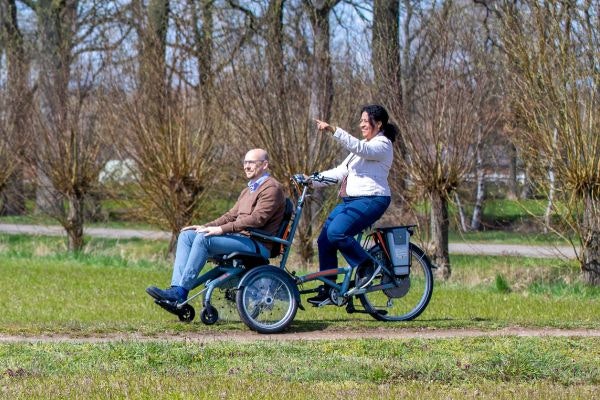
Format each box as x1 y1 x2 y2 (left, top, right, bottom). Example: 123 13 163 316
292 173 338 186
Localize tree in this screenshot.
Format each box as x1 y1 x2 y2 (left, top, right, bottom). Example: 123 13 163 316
371 0 443 213
220 0 344 266
107 0 219 252
0 0 32 215
395 4 498 279
497 0 600 285
15 0 130 252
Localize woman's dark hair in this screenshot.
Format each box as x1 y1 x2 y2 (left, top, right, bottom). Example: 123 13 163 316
361 104 397 143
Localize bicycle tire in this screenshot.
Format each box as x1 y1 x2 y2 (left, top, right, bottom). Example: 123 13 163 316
358 243 434 321
236 266 298 334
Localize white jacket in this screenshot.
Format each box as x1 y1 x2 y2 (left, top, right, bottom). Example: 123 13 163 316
314 128 393 197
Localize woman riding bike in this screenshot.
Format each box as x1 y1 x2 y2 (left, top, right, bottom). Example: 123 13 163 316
309 104 398 305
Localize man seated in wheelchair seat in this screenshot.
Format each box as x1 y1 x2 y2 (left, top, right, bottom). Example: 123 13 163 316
146 148 286 303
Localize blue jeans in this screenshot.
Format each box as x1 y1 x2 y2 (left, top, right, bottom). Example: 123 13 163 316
317 196 391 271
171 230 269 290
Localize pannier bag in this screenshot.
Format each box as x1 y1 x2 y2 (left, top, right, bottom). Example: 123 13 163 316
377 226 412 276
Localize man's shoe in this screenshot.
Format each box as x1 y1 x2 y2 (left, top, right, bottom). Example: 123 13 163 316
307 285 331 306
355 260 381 289
146 286 187 302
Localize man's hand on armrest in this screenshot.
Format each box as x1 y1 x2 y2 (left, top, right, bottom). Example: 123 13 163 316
181 225 204 232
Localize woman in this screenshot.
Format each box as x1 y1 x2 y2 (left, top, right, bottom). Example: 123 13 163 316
308 104 397 305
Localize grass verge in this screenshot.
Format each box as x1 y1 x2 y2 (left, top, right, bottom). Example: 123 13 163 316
1 337 599 399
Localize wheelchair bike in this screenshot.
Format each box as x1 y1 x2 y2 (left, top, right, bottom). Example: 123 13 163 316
152 196 297 325
234 173 435 333
155 173 434 333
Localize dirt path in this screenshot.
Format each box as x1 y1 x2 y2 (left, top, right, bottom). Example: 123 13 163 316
1 327 599 344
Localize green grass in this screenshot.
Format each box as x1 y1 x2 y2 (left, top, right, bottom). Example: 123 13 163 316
1 234 599 398
1 234 598 335
1 338 599 398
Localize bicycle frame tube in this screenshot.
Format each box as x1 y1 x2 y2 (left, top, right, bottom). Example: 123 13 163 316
278 185 310 269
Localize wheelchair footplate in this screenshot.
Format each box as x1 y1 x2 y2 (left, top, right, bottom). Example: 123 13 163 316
154 299 195 322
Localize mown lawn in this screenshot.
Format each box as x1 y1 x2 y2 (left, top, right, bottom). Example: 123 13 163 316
1 233 598 334
1 233 599 398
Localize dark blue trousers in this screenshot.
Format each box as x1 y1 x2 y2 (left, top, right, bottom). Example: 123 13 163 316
317 195 391 271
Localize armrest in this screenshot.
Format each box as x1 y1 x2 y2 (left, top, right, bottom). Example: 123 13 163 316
247 228 290 246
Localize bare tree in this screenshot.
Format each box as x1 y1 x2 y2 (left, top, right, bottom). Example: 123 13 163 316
106 0 219 253
395 5 498 279
0 0 32 215
371 1 446 215
498 0 600 285
219 0 344 266
15 0 131 252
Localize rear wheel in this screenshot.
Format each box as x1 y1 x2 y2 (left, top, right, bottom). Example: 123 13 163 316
236 266 298 334
358 243 433 321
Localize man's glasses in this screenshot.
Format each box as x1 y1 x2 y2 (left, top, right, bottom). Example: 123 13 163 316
243 159 266 166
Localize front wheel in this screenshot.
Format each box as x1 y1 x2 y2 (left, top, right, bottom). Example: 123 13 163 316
236 266 298 334
358 243 433 321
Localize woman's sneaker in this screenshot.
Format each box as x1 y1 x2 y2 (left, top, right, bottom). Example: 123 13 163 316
307 285 331 306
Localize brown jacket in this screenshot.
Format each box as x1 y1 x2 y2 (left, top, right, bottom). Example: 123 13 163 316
206 176 285 248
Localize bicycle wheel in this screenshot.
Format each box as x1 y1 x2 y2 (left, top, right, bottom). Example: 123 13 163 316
236 266 298 334
358 243 433 321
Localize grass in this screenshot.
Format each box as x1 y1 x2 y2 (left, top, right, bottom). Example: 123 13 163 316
1 338 599 398
1 233 599 335
1 233 599 398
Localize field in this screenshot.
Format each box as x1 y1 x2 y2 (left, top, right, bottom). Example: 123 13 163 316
0 232 599 398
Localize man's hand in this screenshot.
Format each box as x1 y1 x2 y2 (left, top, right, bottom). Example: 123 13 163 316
197 226 223 236
181 225 204 232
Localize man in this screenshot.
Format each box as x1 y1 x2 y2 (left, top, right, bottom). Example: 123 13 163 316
146 148 286 303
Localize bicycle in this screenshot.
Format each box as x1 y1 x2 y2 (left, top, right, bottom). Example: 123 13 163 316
235 173 435 333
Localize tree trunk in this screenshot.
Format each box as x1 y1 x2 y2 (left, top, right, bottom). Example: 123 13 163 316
453 192 468 232
544 166 555 234
582 191 600 285
543 128 558 234
2 0 30 216
506 143 518 200
430 190 450 280
138 0 169 123
65 193 85 253
372 0 401 107
471 146 485 231
302 1 336 267
1 172 26 216
195 0 213 91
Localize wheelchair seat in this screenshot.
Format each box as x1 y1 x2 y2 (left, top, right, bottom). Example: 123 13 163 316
212 197 294 267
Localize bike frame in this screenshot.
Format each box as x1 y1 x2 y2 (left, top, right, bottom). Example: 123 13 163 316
274 175 409 301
